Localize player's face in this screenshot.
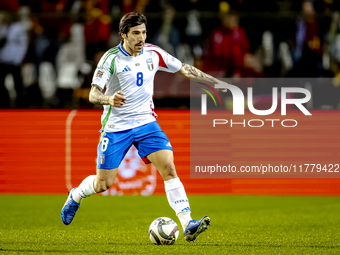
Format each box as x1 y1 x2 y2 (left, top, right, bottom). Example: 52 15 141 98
123 23 147 56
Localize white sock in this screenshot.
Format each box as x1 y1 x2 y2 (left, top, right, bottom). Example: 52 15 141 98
72 175 97 203
164 177 192 230
177 211 192 231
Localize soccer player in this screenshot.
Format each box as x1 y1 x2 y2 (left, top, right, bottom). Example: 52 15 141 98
61 11 226 242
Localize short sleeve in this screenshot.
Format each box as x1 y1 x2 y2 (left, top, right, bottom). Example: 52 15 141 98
160 52 182 73
92 53 115 89
150 47 182 73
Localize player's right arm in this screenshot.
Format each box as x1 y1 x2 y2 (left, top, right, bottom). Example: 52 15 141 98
89 85 126 107
89 49 126 107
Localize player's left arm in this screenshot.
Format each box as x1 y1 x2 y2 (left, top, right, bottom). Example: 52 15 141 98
178 63 227 91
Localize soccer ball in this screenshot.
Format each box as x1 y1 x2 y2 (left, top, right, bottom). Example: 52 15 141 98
148 217 179 245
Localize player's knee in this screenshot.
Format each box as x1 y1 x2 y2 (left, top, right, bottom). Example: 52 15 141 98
94 179 114 193
95 183 111 193
162 161 177 180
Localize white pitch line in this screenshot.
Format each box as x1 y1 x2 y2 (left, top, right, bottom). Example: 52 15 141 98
65 109 77 191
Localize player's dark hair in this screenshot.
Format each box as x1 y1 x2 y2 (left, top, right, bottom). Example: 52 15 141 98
119 11 147 41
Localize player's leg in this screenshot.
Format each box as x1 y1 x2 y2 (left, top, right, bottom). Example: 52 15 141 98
61 168 118 225
72 168 119 202
134 122 210 241
146 150 192 227
61 130 133 225
147 150 210 242
134 123 192 227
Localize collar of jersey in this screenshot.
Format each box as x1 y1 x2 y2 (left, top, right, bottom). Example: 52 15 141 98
118 42 143 56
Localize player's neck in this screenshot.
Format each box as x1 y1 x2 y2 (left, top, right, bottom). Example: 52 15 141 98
122 41 139 57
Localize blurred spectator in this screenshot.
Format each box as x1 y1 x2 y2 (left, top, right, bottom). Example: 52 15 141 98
255 30 276 77
255 30 294 77
152 5 180 57
278 40 294 76
205 9 248 75
27 8 71 107
0 11 28 108
1 0 340 109
328 11 340 63
56 23 86 108
28 0 70 13
17 6 45 108
34 22 60 74
293 0 323 76
0 0 21 12
204 3 262 78
84 0 111 62
185 10 203 66
121 0 135 14
134 0 150 13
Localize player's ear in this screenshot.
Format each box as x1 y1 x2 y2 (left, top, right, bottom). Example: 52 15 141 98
122 33 127 40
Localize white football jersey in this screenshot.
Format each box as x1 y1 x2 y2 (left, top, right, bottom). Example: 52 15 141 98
92 43 182 132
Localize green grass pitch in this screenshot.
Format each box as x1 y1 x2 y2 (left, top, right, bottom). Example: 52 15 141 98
0 195 340 254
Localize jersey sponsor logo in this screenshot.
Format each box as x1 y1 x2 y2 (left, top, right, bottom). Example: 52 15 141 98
96 70 103 78
146 58 154 71
135 63 140 66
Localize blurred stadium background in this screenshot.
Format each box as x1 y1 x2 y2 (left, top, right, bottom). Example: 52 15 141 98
1 0 340 196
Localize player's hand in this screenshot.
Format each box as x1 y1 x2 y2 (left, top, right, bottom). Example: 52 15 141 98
110 91 126 107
